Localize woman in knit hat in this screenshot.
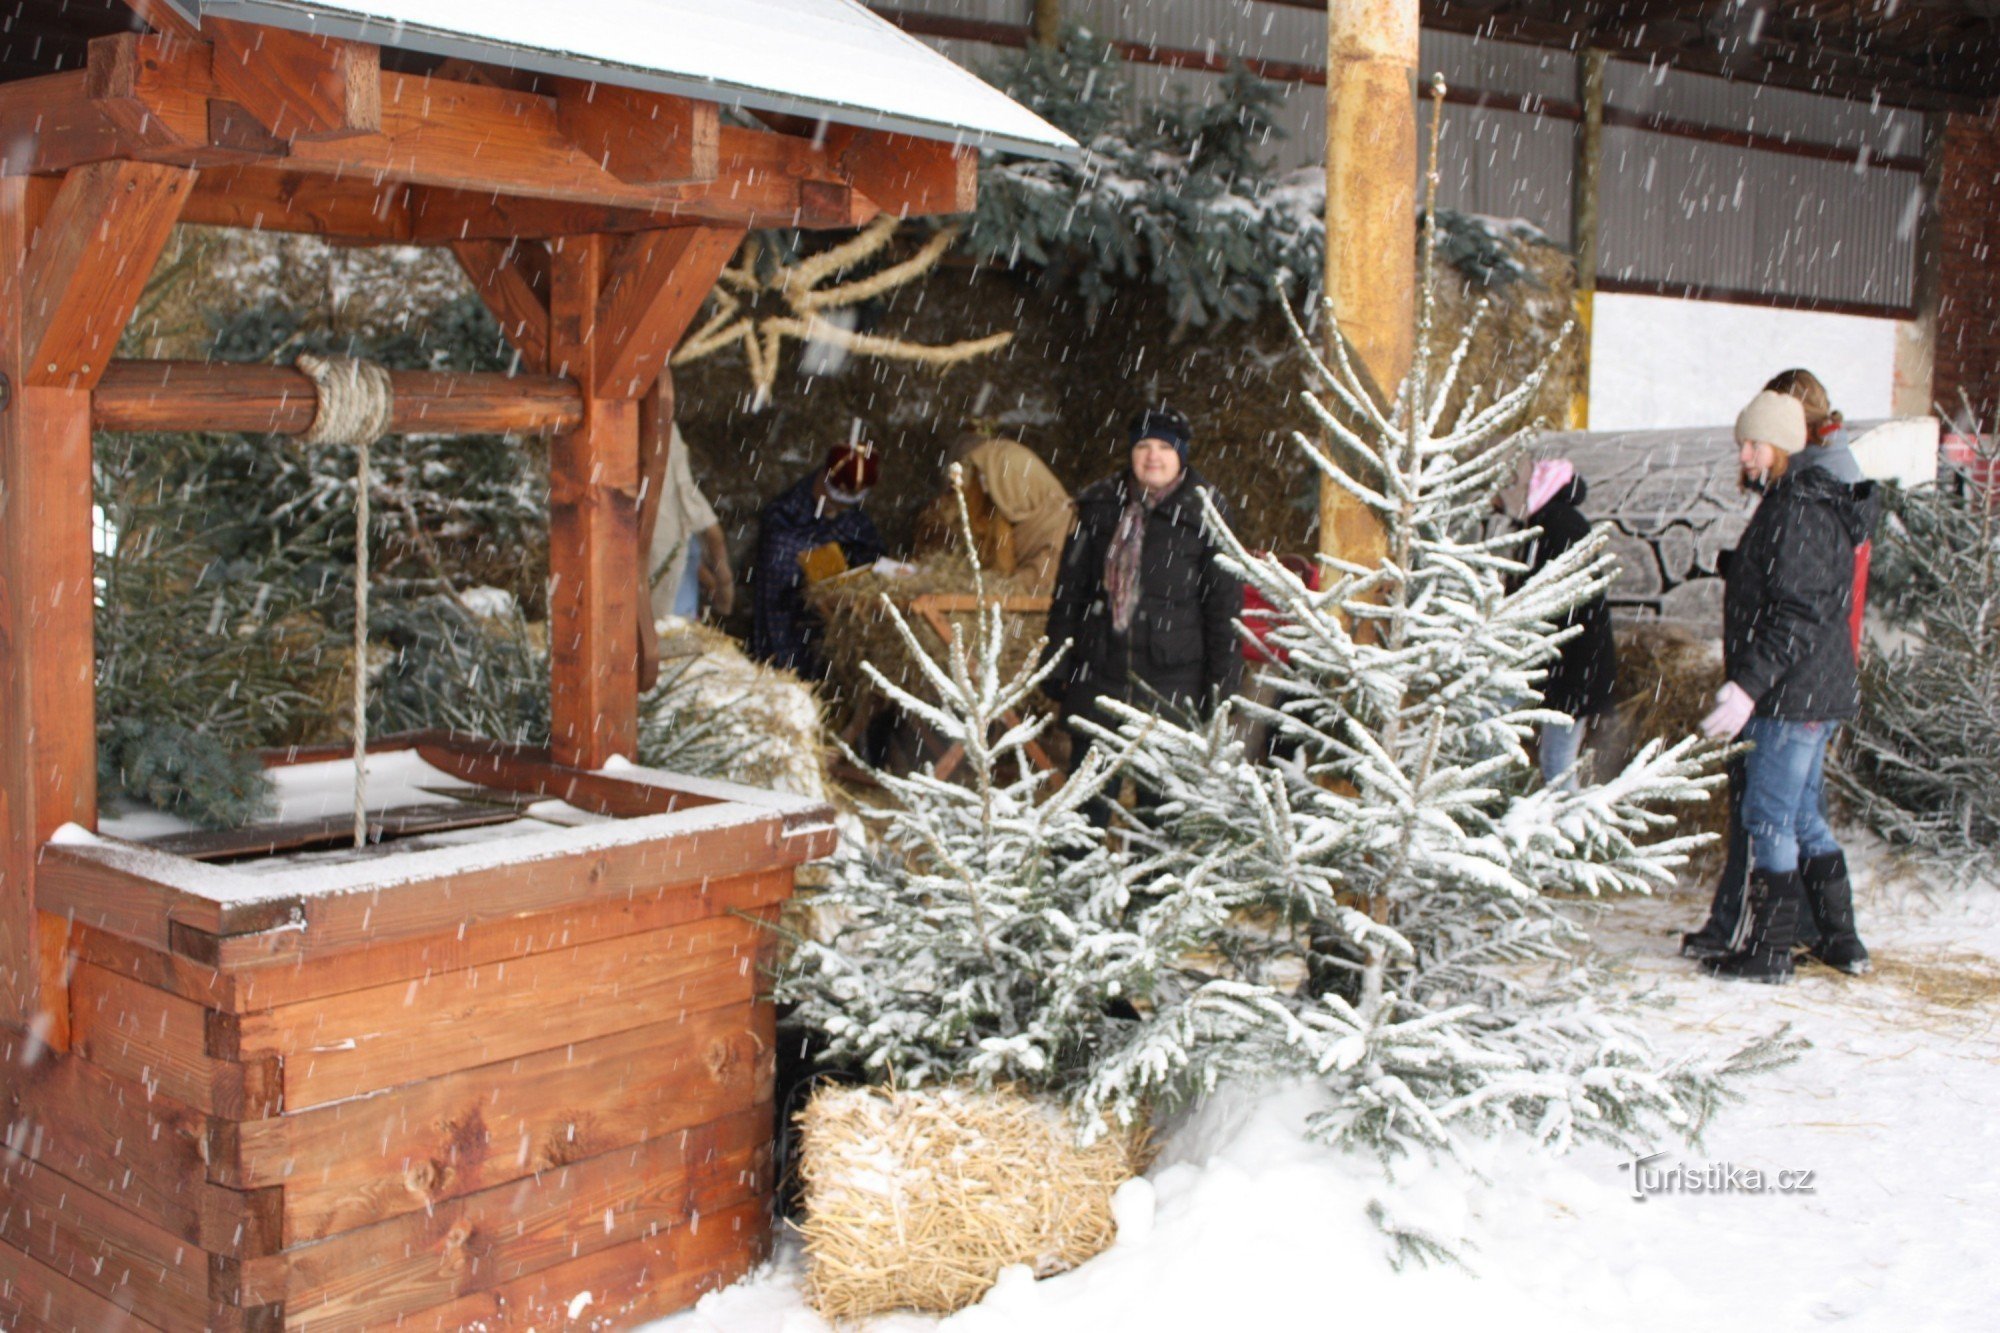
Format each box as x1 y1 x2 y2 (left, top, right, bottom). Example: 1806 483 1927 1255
1044 406 1243 825
1685 385 1876 983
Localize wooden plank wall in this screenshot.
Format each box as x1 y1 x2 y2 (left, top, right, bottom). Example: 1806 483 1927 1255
0 867 788 1330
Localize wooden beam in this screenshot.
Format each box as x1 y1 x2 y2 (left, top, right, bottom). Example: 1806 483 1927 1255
0 178 97 1042
548 235 641 768
92 361 584 435
554 78 720 187
62 38 873 221
830 127 977 217
182 165 413 240
22 161 193 389
450 239 551 373
118 0 201 42
595 225 745 398
205 15 382 142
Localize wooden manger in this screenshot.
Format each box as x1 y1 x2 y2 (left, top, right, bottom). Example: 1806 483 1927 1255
0 2 1071 1327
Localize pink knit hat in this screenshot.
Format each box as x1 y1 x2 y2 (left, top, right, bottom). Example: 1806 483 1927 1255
1525 459 1575 517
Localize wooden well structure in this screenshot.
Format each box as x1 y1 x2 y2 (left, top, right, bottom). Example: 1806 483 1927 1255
0 1 1069 1327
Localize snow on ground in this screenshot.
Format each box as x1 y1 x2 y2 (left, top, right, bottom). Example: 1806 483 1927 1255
1591 292 1899 430
647 832 2000 1333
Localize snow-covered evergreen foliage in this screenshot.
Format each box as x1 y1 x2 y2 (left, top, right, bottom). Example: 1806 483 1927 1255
778 474 1156 1094
967 26 1322 328
1072 217 1785 1161
1839 438 2000 878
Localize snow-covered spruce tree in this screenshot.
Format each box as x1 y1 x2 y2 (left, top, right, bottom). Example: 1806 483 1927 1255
1075 210 1791 1162
777 473 1157 1093
1837 436 2000 878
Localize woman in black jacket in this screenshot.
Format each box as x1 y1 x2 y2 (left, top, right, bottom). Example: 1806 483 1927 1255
1045 407 1242 821
1499 457 1618 788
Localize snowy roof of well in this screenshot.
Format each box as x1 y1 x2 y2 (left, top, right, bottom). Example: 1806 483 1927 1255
174 0 1077 161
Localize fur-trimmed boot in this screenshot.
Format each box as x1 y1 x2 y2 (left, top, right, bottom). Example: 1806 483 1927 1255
1800 850 1871 976
1703 869 1806 985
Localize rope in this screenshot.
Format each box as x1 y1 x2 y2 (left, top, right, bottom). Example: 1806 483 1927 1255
296 354 395 849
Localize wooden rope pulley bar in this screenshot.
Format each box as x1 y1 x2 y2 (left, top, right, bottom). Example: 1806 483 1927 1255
89 360 585 436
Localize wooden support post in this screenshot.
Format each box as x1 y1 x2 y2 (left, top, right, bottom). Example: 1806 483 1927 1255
1320 0 1416 563
1894 112 1946 417
0 180 97 1045
595 226 745 399
451 239 552 374
549 235 640 768
1568 49 1607 432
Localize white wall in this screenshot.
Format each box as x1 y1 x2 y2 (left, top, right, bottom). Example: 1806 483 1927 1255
1589 292 1899 430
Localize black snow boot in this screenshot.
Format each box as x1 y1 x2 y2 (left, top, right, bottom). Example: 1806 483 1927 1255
1703 869 1807 985
1800 850 1871 976
1681 759 1749 961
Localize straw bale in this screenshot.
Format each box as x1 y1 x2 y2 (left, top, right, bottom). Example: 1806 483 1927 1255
1595 620 1730 875
803 555 1048 729
797 1085 1135 1320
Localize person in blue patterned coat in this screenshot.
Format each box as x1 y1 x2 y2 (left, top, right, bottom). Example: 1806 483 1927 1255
750 440 884 679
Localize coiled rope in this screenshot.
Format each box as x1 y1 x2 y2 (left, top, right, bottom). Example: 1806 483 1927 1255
296 354 395 848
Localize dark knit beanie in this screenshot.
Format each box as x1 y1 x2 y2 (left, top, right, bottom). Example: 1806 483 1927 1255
1128 406 1193 464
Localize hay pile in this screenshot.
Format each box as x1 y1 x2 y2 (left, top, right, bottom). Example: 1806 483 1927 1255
1595 620 1731 875
650 617 832 799
796 1085 1134 1320
803 555 1048 729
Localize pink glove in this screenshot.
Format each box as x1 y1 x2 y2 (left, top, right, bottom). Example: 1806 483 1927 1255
1700 682 1756 740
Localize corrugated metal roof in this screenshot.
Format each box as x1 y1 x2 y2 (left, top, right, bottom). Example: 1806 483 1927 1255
183 0 1077 159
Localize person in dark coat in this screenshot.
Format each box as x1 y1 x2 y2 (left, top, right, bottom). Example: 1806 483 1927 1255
1498 457 1618 788
1691 389 1877 984
750 439 884 680
1683 370 1879 978
1045 407 1243 822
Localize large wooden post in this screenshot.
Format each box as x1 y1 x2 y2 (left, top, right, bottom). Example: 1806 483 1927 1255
1320 0 1417 561
1569 49 1607 431
549 234 642 769
0 164 189 1045
1894 112 1946 418
1032 0 1062 45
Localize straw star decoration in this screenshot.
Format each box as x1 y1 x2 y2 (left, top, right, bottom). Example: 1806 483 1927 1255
671 216 1013 408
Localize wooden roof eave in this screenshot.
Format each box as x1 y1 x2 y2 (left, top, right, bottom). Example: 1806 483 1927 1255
0 28 980 245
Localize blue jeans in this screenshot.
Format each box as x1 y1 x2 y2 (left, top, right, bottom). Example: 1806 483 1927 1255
1538 718 1586 790
1740 717 1842 875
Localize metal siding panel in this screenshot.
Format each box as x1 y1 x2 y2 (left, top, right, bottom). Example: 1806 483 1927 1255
1431 103 1574 244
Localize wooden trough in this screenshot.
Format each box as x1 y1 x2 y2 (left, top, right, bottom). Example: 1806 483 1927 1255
9 734 834 1330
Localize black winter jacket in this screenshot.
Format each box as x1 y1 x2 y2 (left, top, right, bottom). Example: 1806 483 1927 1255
1519 478 1618 719
1044 468 1243 732
1724 454 1877 721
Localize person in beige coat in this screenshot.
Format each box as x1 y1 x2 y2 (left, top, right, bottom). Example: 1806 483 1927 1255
913 435 1074 594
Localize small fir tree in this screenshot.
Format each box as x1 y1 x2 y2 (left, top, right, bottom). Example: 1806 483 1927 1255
777 472 1157 1094
1838 431 2000 878
1072 193 1790 1161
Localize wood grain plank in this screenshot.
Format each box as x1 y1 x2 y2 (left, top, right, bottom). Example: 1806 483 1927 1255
0 1155 217 1330
236 910 773 1109
449 239 551 374
22 161 194 388
595 225 746 398
554 80 718 187
0 1241 161 1333
269 1103 772 1331
70 965 279 1119
227 1001 774 1245
0 176 97 1040
206 17 380 143
404 1194 770 1331
549 232 641 767
831 127 978 217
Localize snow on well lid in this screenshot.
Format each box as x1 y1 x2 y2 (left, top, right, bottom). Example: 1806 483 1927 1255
179 0 1079 161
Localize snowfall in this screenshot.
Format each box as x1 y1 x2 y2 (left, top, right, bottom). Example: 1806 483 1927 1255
647 833 2000 1333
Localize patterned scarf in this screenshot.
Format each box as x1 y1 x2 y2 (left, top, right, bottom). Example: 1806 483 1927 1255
1105 475 1183 633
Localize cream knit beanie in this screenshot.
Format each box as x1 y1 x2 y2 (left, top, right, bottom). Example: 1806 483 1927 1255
1734 390 1809 454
